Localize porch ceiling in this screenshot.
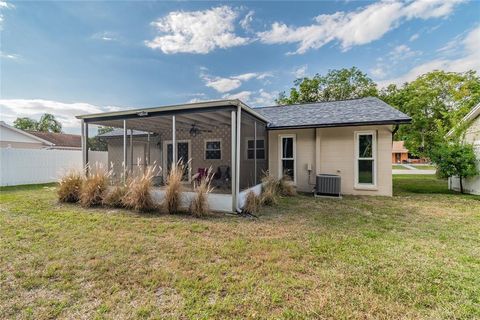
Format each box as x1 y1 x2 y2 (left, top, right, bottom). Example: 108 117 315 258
88 110 232 134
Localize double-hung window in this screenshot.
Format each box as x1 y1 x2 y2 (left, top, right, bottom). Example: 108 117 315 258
279 135 296 183
355 131 377 188
205 140 221 160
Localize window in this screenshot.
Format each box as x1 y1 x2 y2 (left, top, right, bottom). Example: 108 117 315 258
205 140 221 160
247 139 265 160
279 135 296 183
355 131 376 188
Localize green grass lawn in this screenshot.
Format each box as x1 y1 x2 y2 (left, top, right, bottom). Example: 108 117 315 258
1 176 479 319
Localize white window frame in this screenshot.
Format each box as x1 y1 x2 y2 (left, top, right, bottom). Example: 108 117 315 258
278 134 296 184
245 137 266 160
354 130 377 190
204 138 222 160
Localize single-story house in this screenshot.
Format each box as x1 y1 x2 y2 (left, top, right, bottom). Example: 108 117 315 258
448 103 480 195
0 121 81 150
76 97 411 212
392 141 409 164
0 121 54 149
391 141 428 164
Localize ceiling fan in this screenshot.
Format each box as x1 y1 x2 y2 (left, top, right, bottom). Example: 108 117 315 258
189 123 212 137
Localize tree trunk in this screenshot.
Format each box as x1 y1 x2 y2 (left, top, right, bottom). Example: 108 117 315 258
459 176 464 194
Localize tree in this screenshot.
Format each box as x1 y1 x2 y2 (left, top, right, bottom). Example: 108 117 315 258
380 70 480 158
430 141 478 193
88 126 114 151
13 113 63 133
277 67 378 105
13 117 38 131
37 113 62 133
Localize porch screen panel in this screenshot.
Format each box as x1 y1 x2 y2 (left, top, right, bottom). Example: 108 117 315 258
239 113 256 190
255 120 268 184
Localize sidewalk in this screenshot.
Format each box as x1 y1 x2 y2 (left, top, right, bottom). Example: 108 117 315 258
392 164 436 175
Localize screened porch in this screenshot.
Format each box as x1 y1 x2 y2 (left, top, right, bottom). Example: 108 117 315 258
78 100 268 212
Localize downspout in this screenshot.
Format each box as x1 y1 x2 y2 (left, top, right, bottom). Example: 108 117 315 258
123 120 127 182
231 110 237 212
392 124 399 142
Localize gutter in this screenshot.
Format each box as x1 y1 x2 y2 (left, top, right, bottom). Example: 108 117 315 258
266 119 412 130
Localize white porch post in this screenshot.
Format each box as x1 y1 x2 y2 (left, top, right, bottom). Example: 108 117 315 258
123 120 127 182
147 132 151 167
235 105 241 212
172 115 177 165
81 120 87 173
130 129 134 174
254 121 257 185
231 110 237 212
84 122 89 175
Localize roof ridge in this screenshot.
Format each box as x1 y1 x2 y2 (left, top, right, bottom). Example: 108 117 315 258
254 96 374 110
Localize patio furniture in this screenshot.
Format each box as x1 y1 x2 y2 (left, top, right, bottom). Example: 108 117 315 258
192 167 208 183
212 165 230 189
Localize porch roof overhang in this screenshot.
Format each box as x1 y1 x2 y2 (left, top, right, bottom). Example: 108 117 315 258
76 99 268 124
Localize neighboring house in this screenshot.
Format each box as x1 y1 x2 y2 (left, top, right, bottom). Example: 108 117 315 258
391 141 428 164
0 121 54 149
448 103 480 195
0 121 82 150
27 131 81 150
77 97 411 212
392 141 408 164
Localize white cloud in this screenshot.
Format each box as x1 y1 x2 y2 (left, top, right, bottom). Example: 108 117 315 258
370 67 387 79
0 0 14 30
257 0 465 54
0 99 121 133
91 31 119 42
201 71 272 93
389 44 421 61
253 89 278 107
378 26 480 86
222 91 252 102
240 10 254 32
293 65 308 78
409 33 419 41
0 51 20 60
146 6 249 54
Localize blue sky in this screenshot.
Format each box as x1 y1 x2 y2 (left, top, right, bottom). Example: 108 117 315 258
0 0 479 133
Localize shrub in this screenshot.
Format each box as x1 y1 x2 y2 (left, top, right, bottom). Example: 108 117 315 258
164 162 184 214
58 170 83 203
79 168 110 207
122 166 156 212
103 184 127 208
279 175 297 196
189 168 214 217
261 173 280 206
243 191 260 214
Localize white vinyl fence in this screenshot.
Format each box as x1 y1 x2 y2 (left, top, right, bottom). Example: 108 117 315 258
0 148 107 186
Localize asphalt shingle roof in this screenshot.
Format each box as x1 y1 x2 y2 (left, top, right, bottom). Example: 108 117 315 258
27 131 81 148
255 97 411 128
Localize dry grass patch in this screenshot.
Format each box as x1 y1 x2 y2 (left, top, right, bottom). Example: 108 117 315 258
243 191 260 215
102 184 127 208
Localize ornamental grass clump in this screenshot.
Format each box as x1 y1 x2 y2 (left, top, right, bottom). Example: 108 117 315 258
121 166 157 212
279 175 297 196
189 168 214 217
79 166 110 207
243 190 260 215
58 170 83 203
164 162 185 214
103 184 127 208
260 172 280 206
